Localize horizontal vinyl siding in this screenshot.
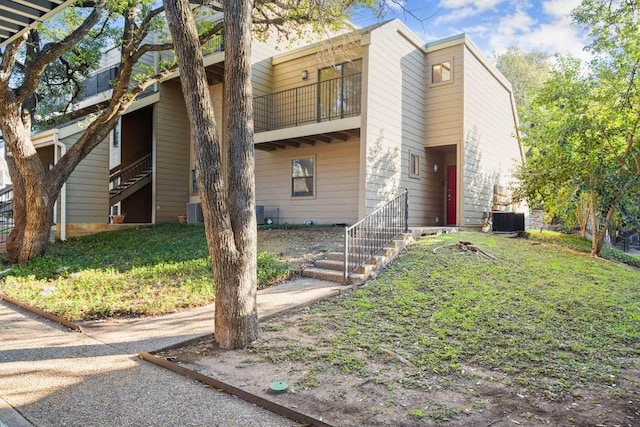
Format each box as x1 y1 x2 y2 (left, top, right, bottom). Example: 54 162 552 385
252 39 278 96
462 46 521 226
272 44 363 93
63 132 109 223
255 138 360 224
425 45 464 147
365 27 428 226
397 41 429 226
155 81 190 222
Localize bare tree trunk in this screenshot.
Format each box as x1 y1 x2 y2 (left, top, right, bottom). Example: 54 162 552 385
163 0 258 349
575 192 589 239
588 189 612 256
218 0 258 348
1 108 54 263
7 159 54 263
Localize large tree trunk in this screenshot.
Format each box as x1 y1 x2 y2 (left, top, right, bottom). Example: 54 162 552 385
6 156 55 263
218 0 258 348
1 107 54 263
163 0 258 349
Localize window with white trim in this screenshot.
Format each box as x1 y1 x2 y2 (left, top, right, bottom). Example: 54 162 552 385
432 61 452 84
409 151 420 178
291 157 315 197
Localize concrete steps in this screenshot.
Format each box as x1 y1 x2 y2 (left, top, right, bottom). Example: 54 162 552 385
302 233 412 285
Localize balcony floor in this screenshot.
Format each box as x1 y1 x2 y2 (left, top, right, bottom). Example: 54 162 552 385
254 127 360 151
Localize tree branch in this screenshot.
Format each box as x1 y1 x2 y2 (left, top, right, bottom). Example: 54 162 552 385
0 35 26 85
132 43 175 62
131 21 223 63
128 66 179 99
135 5 166 45
16 1 108 103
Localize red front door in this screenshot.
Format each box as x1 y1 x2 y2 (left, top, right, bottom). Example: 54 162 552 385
447 165 457 225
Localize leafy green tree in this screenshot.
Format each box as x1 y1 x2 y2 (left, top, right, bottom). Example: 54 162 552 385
0 1 220 263
492 47 551 112
573 0 640 252
516 17 640 256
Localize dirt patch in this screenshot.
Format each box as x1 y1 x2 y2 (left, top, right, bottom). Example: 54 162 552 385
258 227 343 267
159 305 640 426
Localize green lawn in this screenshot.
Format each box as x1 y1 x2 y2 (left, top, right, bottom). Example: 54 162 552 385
0 223 294 320
258 231 640 403
528 229 640 268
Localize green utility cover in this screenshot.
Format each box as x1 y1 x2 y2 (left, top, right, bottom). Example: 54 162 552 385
269 381 288 393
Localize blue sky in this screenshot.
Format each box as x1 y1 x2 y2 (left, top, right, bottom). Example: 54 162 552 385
351 0 589 59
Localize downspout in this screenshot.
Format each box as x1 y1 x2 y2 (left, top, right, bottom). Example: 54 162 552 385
54 137 67 241
509 91 525 164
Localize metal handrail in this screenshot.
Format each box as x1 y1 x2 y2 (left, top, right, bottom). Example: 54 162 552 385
253 72 362 132
109 153 152 180
344 189 408 283
0 185 14 243
203 18 224 55
109 154 152 199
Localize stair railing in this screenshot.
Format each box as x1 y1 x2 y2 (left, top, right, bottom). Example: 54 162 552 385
344 189 408 283
109 154 152 200
0 185 14 243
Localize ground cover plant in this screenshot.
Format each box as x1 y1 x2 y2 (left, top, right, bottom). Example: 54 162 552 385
0 224 341 320
166 231 640 426
528 229 640 268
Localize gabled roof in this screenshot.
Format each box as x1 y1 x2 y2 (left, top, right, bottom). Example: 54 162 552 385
0 0 77 48
270 19 426 65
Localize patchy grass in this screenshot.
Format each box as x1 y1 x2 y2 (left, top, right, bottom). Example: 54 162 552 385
312 232 640 397
528 229 640 268
199 231 640 424
0 223 296 320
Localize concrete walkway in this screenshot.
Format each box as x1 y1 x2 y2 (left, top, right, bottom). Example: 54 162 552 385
0 278 343 427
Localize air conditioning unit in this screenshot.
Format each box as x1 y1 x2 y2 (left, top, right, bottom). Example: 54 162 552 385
492 212 525 232
187 202 204 224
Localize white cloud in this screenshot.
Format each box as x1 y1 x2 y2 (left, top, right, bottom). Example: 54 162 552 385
386 0 407 11
460 24 491 37
486 5 589 60
435 6 479 24
542 0 582 17
435 0 506 25
438 0 504 11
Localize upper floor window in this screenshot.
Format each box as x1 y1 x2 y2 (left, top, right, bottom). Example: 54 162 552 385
432 61 451 84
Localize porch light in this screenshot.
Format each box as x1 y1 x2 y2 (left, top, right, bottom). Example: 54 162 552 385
433 163 439 173
301 69 309 80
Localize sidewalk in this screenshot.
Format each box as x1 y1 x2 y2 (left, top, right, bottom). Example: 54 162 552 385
0 278 343 427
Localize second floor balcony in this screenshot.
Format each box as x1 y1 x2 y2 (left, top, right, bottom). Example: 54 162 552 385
253 72 362 133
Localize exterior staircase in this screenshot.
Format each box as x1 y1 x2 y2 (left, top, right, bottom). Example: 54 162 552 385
303 189 411 285
303 232 413 284
0 185 13 243
109 154 152 205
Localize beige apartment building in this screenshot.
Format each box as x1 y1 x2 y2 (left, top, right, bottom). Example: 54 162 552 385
31 19 524 238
